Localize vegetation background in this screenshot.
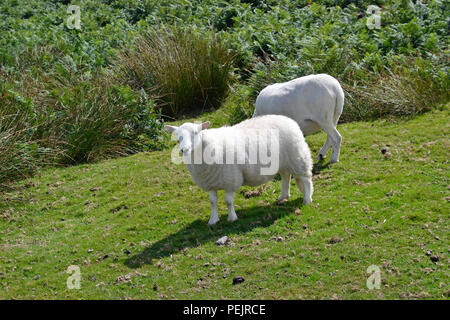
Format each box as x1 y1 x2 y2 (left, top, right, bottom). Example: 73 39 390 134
0 0 448 299
0 0 448 183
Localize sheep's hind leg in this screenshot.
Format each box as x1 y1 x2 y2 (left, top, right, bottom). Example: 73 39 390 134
208 191 220 225
277 172 291 201
321 125 342 163
295 176 313 205
317 135 332 161
225 191 238 222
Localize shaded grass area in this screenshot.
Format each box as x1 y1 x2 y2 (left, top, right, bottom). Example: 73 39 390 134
0 108 448 299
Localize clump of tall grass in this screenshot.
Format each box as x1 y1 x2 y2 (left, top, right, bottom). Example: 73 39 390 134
0 53 166 185
45 74 165 164
341 56 449 121
115 26 235 117
0 81 60 186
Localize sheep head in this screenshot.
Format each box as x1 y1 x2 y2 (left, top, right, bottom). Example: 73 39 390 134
164 121 210 155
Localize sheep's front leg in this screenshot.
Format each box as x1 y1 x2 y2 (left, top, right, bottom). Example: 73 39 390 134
295 176 313 205
208 191 220 225
277 172 291 201
225 191 238 222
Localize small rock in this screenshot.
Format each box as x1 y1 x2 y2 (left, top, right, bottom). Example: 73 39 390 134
97 254 109 262
328 237 342 244
124 249 131 255
232 276 245 285
61 218 65 221
240 188 264 198
88 249 93 253
33 275 40 280
153 284 158 291
430 255 439 263
115 274 131 284
294 208 301 215
386 191 394 197
426 250 433 256
216 236 228 246
381 147 389 154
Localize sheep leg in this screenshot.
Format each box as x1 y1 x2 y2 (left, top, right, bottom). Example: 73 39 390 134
295 176 313 205
317 135 332 160
208 191 220 225
277 172 291 201
322 125 342 163
225 191 238 222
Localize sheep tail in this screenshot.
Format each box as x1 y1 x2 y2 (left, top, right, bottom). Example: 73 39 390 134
334 86 345 125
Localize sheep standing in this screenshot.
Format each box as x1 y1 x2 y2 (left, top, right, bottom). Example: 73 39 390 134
253 74 344 163
165 115 313 225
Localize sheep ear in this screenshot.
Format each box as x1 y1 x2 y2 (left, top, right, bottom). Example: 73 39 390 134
164 125 178 133
200 121 210 130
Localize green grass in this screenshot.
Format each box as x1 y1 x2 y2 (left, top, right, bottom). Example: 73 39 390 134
0 107 449 299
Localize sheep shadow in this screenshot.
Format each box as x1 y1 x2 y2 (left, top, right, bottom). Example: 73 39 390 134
124 197 303 268
313 159 331 175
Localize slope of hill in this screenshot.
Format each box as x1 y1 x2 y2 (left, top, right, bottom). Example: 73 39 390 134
1 106 448 299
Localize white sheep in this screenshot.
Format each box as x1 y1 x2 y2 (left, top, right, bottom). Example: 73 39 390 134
165 115 313 225
253 74 344 163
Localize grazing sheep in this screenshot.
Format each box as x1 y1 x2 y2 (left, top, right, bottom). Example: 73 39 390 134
253 74 344 163
165 115 313 225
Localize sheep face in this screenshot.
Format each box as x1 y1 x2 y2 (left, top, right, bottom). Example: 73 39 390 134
164 121 210 155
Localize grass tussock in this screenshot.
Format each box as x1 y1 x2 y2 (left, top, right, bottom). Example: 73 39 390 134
0 64 165 186
115 26 235 117
0 77 60 185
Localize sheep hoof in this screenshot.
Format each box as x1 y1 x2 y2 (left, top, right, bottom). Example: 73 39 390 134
208 217 220 225
302 198 312 205
277 195 290 201
227 214 238 222
317 154 325 161
330 158 339 164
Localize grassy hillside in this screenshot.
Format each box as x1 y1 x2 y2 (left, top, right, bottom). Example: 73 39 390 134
1 106 448 299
